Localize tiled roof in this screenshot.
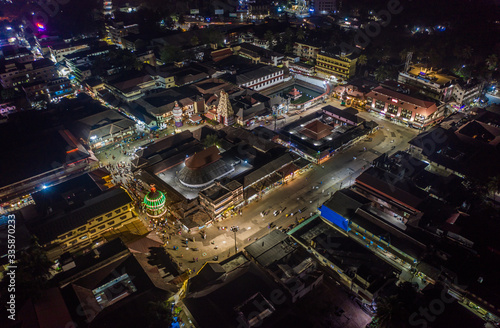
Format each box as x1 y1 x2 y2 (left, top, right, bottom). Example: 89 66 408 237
185 146 221 169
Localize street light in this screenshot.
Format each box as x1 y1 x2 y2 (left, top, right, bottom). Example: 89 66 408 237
231 226 239 253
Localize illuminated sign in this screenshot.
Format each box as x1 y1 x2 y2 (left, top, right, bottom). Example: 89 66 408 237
391 99 398 103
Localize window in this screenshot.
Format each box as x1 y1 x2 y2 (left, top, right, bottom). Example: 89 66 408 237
115 209 121 214
78 226 86 232
401 109 412 119
414 114 425 123
375 100 385 110
387 104 398 115
98 225 105 230
120 215 127 220
90 229 96 234
108 220 115 226
106 213 112 218
122 206 128 211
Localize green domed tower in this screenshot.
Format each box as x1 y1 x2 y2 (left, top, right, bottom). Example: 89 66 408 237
143 185 167 220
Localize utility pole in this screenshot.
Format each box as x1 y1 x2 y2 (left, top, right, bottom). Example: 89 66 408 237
231 226 239 253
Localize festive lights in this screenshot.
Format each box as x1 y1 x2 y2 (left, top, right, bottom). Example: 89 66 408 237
143 185 167 218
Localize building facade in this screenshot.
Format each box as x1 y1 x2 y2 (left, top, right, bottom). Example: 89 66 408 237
365 86 444 129
0 58 57 89
199 179 243 219
293 42 321 61
31 188 138 259
315 52 358 80
312 0 336 14
397 67 458 103
105 22 139 47
452 80 484 107
49 42 90 62
233 66 284 91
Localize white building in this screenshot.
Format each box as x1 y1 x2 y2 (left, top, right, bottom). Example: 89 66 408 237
452 80 484 107
227 65 284 91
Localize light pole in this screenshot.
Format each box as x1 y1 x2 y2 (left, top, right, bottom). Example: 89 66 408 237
231 226 239 253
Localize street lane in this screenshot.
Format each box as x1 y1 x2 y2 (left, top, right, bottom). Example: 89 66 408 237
166 105 419 272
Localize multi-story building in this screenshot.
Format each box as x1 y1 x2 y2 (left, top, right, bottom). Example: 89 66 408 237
64 46 113 83
148 64 185 88
397 66 458 103
199 179 243 218
365 86 445 129
22 77 73 106
315 51 358 80
103 0 113 16
0 46 34 63
224 65 284 91
248 0 270 19
0 128 92 214
232 42 284 67
312 0 336 14
0 58 57 89
104 73 156 102
75 109 136 149
293 41 321 61
288 61 315 75
48 41 90 62
452 79 484 107
46 77 74 101
106 21 140 47
30 187 138 260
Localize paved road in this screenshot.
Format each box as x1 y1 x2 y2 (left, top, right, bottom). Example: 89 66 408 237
165 102 419 272
91 90 418 273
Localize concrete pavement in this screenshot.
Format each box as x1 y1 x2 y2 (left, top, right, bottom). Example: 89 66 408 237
91 95 418 275
166 107 419 273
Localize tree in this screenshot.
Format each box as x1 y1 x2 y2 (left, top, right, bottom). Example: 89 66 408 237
487 175 500 199
0 237 52 306
373 295 405 328
486 54 498 71
296 28 305 41
160 45 184 63
203 134 221 148
461 46 473 60
454 45 473 61
285 43 293 54
190 36 199 47
206 28 224 46
357 54 367 67
264 30 275 47
283 27 294 43
374 65 396 81
147 300 173 328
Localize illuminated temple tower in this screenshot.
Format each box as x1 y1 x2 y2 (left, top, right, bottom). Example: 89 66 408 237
217 90 234 126
173 101 183 127
143 185 167 221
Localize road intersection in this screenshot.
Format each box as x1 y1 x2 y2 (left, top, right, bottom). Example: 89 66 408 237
93 96 419 274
